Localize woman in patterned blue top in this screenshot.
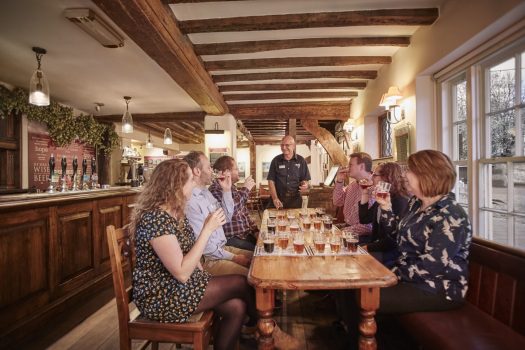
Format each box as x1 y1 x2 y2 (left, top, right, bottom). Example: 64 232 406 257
129 159 256 350
375 149 472 313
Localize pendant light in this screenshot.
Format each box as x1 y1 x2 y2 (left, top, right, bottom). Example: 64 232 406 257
121 96 133 133
163 128 172 145
29 47 50 106
146 129 153 148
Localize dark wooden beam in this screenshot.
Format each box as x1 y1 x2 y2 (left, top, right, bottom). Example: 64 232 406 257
95 111 206 123
205 56 391 71
213 70 377 82
92 0 227 115
165 0 242 3
302 119 347 166
219 82 367 92
288 118 297 139
231 102 350 121
253 136 312 145
224 91 357 101
195 37 410 55
179 8 439 33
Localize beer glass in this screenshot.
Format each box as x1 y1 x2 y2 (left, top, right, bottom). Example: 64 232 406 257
376 181 391 200
322 215 333 233
315 207 325 218
302 217 311 231
359 178 373 190
278 231 290 252
207 201 222 214
289 219 300 235
293 232 305 254
314 232 326 254
277 219 288 232
330 235 342 254
299 208 309 219
287 210 296 221
267 218 276 234
343 231 358 253
262 230 275 254
268 210 277 220
313 218 322 231
277 210 286 221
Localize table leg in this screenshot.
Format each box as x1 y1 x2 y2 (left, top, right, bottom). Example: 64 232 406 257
256 288 275 349
357 287 380 350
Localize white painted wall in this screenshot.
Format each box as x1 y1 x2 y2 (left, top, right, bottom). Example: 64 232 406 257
350 0 525 157
236 147 251 180
204 114 237 158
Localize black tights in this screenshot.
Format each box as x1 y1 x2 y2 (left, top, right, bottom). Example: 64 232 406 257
194 275 257 350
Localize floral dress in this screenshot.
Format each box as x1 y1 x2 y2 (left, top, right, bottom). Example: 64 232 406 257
133 209 210 322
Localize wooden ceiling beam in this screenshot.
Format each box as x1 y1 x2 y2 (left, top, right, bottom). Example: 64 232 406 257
95 111 206 123
179 8 439 33
231 102 350 121
213 70 377 82
195 37 410 55
166 0 243 3
219 82 367 92
92 0 227 115
135 122 200 144
205 56 390 71
224 91 357 101
302 119 347 166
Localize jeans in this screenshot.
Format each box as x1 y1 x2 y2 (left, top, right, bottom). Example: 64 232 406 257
226 235 257 251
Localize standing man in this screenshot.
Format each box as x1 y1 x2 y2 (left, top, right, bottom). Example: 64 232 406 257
333 152 373 240
209 155 259 251
267 135 311 209
184 151 253 276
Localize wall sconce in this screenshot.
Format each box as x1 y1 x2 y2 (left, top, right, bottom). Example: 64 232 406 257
29 47 50 106
379 86 404 124
121 96 133 133
343 121 358 141
204 122 224 134
163 128 172 145
146 129 153 149
64 9 124 48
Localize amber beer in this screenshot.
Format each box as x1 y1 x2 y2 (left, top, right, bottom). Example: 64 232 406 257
263 239 275 253
314 240 326 253
290 223 299 234
293 239 305 254
330 241 341 253
302 219 311 230
344 236 358 252
323 220 332 231
277 221 287 232
376 191 388 199
278 237 289 250
313 219 322 231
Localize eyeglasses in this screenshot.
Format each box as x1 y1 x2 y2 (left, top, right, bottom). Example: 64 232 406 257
372 173 382 177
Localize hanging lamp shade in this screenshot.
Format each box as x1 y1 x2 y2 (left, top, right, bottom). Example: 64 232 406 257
29 47 50 106
146 130 153 148
163 128 172 145
121 96 133 133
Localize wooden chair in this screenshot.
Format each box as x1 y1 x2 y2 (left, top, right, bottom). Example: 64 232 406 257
106 225 215 350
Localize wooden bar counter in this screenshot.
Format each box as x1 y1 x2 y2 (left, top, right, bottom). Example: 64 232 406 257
0 187 139 349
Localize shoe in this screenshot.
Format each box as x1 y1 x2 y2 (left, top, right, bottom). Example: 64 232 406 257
241 324 257 339
273 324 301 350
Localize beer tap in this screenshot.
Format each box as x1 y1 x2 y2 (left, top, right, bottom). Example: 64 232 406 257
81 158 88 190
90 156 98 189
60 155 68 192
71 156 79 191
47 153 56 193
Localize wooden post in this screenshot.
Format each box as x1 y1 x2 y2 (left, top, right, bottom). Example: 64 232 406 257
288 118 296 139
301 119 348 166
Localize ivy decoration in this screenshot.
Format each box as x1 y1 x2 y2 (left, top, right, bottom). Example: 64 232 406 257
0 85 119 155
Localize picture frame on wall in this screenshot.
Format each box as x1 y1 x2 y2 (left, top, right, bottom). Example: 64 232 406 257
237 161 246 180
262 162 270 180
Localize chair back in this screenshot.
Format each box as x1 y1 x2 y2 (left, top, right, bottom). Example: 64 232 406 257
107 225 135 346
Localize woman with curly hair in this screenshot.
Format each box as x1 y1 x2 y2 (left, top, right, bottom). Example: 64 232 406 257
358 161 409 266
129 159 256 350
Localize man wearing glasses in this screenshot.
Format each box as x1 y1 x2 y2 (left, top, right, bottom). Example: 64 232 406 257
267 135 311 209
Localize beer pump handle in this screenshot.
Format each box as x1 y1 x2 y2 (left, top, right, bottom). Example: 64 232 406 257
49 154 55 177
82 158 88 176
72 157 78 175
61 156 67 179
91 157 96 174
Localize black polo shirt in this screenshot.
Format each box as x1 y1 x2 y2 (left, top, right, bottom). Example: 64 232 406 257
267 153 310 200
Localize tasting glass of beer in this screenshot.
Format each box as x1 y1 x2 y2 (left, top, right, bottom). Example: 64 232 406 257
287 210 296 221
314 231 326 254
267 218 276 234
278 231 290 252
262 230 275 254
343 231 358 253
277 219 288 232
376 181 391 200
313 218 322 231
315 207 325 218
330 235 342 254
302 217 311 231
322 215 333 233
293 232 305 254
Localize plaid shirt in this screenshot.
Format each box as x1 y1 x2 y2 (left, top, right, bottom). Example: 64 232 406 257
209 181 258 240
333 180 373 235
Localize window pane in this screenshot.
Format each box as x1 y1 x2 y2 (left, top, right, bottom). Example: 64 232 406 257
521 52 525 103
522 108 525 155
455 165 469 205
489 163 507 210
514 162 525 213
489 57 515 112
490 110 515 157
515 216 525 250
490 212 509 245
454 122 468 160
453 80 467 121
380 117 392 158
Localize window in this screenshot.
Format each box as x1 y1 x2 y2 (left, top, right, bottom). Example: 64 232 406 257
378 114 392 158
439 30 525 251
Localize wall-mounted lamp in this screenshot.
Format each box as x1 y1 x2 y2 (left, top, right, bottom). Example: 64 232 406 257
64 9 124 48
29 47 50 106
204 122 225 134
379 86 404 124
121 96 133 133
163 128 172 145
343 121 359 141
146 129 153 149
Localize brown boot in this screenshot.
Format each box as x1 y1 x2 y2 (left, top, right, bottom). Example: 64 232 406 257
272 324 301 350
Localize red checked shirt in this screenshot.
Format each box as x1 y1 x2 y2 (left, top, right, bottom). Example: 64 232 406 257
209 181 258 240
333 180 373 236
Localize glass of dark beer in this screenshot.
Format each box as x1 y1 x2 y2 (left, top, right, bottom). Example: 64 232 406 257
262 231 275 254
267 218 276 234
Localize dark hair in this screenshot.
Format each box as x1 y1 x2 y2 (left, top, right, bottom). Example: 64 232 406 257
183 151 205 170
213 155 235 172
129 159 190 235
408 150 456 197
376 162 409 197
350 152 372 172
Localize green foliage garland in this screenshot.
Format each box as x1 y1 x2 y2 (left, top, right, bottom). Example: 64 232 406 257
0 85 119 155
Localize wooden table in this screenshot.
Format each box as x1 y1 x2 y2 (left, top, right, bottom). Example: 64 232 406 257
247 209 397 349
